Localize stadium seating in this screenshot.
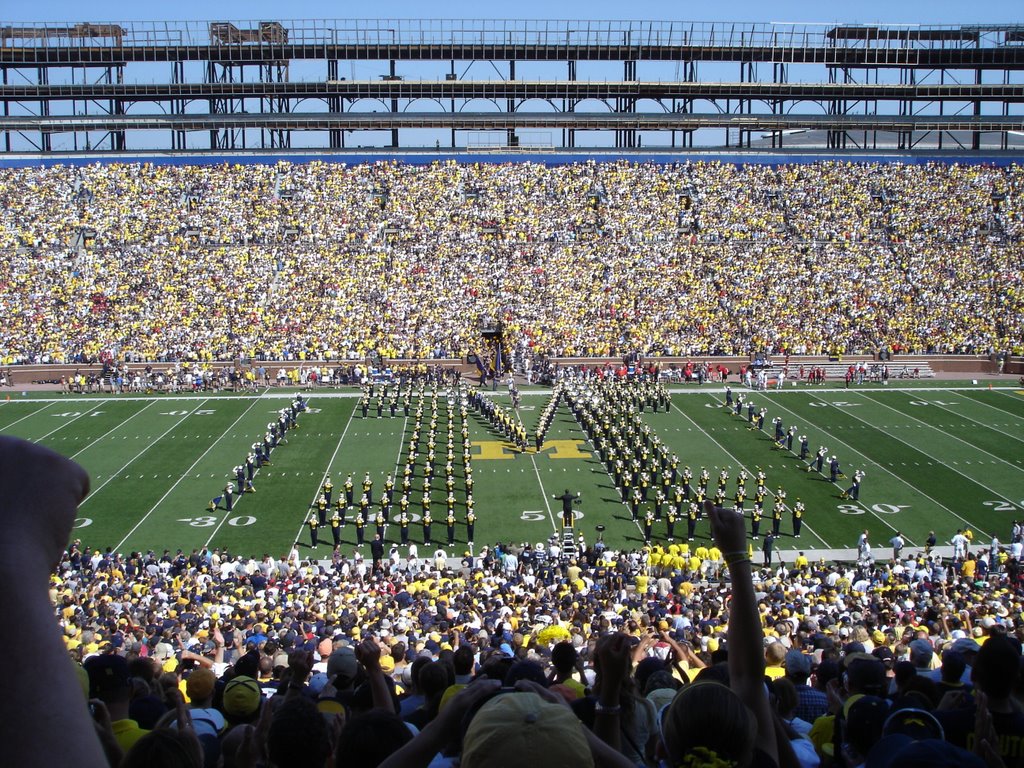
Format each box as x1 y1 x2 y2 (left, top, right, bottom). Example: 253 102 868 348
0 160 1021 366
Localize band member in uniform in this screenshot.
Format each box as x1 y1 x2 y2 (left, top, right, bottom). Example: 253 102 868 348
687 502 698 541
330 511 342 548
553 489 580 528
643 509 654 544
810 447 827 474
399 511 410 545
751 502 763 540
316 494 328 526
792 499 805 538
829 456 841 483
630 487 643 522
446 510 456 545
344 475 354 507
308 515 319 548
772 417 785 445
354 514 365 545
842 470 865 500
223 482 234 512
771 497 783 537
666 505 677 542
422 509 433 545
466 508 476 543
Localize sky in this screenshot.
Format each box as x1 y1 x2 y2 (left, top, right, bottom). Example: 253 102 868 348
5 1 1018 151
4 0 1021 25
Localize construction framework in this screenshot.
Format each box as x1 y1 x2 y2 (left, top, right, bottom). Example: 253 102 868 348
1 18 1023 154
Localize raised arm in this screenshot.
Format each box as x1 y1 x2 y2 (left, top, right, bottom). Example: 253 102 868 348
706 500 778 766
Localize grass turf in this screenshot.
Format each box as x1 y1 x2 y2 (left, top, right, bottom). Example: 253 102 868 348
2 382 1023 558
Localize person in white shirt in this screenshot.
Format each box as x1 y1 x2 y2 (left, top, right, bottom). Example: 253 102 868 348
950 530 968 561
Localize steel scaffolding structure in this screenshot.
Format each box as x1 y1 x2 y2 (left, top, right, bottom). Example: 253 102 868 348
1 18 1022 154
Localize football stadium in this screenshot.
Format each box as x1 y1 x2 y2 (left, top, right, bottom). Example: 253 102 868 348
3 15 1024 768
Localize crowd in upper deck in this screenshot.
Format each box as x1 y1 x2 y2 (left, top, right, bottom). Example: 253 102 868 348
1 160 1021 365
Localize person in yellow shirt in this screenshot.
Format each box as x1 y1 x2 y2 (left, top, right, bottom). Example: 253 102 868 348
84 654 149 753
961 554 977 581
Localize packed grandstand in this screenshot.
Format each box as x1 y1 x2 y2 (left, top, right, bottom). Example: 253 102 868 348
1 159 1022 367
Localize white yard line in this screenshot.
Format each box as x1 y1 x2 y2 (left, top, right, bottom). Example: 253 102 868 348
392 413 410 470
70 401 158 458
287 403 358 549
114 396 266 551
79 400 211 505
923 400 1024 447
857 392 1024 476
32 402 104 442
676 399 830 549
758 395 917 543
0 401 55 430
526 450 561 534
777 395 989 539
994 389 1024 408
960 391 1024 428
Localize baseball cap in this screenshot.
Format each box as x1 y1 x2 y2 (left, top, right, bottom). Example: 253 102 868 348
882 708 944 741
85 654 130 696
327 646 358 683
845 696 891 756
221 675 262 718
950 637 981 656
152 641 176 662
307 672 330 695
872 646 895 663
185 667 217 702
784 650 812 676
461 692 594 768
908 639 933 662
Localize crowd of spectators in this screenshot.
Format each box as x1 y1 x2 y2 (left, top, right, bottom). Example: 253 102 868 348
1 160 1021 366
3 430 1024 768
45 483 1024 768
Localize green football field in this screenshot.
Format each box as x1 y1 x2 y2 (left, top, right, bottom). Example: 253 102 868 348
2 381 1023 558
